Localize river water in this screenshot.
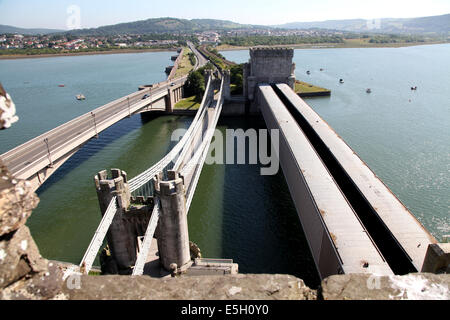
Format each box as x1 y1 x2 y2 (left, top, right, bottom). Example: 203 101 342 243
0 45 448 288
222 44 450 241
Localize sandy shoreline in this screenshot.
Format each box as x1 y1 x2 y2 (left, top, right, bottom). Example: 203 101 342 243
0 48 177 60
0 41 446 60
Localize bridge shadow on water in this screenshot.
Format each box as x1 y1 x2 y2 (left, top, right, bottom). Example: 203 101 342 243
36 112 171 196
219 116 321 289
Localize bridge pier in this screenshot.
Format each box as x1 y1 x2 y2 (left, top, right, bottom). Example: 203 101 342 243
156 171 192 273
165 88 175 113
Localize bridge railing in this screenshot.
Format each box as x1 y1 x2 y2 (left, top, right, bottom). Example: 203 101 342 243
181 77 225 212
79 76 214 274
131 76 224 276
128 75 214 196
82 59 224 275
173 79 215 172
132 198 161 276
1 75 188 180
79 196 118 274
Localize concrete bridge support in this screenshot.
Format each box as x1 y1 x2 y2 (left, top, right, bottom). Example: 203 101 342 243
165 86 184 113
156 171 192 273
165 89 175 113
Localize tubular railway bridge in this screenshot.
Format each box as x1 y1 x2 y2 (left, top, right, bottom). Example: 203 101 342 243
1 46 441 280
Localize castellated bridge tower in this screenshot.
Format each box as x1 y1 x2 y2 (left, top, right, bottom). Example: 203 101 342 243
94 169 239 277
244 47 296 104
95 169 153 275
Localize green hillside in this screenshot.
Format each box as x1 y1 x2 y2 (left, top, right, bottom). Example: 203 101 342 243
66 18 259 36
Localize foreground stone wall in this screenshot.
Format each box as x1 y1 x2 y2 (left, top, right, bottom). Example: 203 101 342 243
0 83 19 130
0 160 448 300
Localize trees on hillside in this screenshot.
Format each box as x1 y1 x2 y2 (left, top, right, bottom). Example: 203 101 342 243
184 71 205 102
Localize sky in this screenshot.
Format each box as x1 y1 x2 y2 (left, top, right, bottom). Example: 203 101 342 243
0 0 449 30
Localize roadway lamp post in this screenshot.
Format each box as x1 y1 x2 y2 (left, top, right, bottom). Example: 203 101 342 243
91 112 99 138
150 87 153 111
44 138 53 168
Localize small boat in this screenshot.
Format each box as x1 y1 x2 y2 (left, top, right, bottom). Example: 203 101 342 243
58 84 65 87
320 68 324 71
306 71 311 75
339 79 344 84
76 94 86 101
366 89 372 94
411 86 418 91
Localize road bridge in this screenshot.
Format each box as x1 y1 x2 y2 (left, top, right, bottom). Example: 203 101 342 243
80 73 237 277
5 45 441 280
0 45 207 192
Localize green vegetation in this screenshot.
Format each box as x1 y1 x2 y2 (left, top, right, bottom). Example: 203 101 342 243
0 45 178 56
295 80 331 96
230 64 244 95
174 48 196 78
64 18 247 36
88 270 101 276
197 62 215 74
188 52 196 66
184 70 205 102
221 35 345 47
174 95 201 111
197 46 228 71
368 35 426 44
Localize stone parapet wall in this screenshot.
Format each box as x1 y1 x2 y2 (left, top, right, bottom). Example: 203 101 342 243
168 48 185 80
0 159 449 300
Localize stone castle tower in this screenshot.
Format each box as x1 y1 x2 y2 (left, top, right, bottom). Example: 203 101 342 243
243 47 296 102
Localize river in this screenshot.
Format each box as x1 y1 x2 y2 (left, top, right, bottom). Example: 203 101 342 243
0 45 448 288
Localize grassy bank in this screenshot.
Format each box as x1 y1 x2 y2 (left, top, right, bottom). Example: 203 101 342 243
295 80 331 97
0 47 177 60
174 47 196 78
174 95 201 111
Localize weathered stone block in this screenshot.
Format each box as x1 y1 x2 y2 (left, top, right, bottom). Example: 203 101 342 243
0 262 66 300
62 274 317 300
321 273 450 300
0 161 39 237
0 226 48 289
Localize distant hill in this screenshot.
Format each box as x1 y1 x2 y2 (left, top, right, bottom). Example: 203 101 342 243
275 14 450 34
0 24 64 35
66 17 262 36
3 14 449 37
